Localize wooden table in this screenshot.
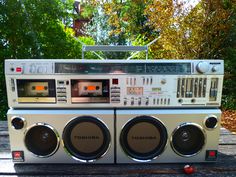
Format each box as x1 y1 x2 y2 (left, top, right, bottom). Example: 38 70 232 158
1 121 236 177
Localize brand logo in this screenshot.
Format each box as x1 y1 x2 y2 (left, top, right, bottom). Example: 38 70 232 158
132 136 157 140
74 135 100 140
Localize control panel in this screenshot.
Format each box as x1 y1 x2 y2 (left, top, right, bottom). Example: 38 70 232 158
5 59 224 108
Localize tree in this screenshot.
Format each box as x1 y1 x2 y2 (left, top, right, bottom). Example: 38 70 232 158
0 0 96 120
144 0 236 59
0 0 83 60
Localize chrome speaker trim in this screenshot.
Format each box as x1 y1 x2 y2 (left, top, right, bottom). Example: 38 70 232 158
170 122 206 157
24 123 60 158
62 116 111 163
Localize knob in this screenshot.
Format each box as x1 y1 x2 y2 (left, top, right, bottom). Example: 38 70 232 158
161 79 166 84
131 97 134 105
196 61 209 73
11 117 25 130
204 116 218 129
145 97 149 105
212 65 219 72
124 98 127 105
138 98 142 105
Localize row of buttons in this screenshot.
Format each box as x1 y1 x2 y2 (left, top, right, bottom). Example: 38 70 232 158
124 97 149 106
153 98 170 105
142 77 153 85
57 86 67 103
57 87 66 93
126 77 154 86
123 97 171 106
111 86 120 103
126 77 136 85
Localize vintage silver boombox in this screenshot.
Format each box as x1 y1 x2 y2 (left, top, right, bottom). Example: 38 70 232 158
5 59 224 108
8 108 221 164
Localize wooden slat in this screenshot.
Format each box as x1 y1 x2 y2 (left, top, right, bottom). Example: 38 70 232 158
1 159 236 176
0 121 8 128
219 134 236 145
0 137 10 155
0 152 11 159
218 145 236 156
220 128 235 135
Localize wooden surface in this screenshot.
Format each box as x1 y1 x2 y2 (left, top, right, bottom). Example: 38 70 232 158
1 121 236 177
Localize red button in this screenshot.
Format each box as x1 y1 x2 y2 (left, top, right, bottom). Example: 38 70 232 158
16 67 22 72
209 151 216 157
13 151 21 158
112 79 119 85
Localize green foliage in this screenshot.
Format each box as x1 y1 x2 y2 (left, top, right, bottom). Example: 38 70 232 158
78 36 100 59
0 0 98 120
0 0 236 120
221 21 236 109
85 4 129 59
80 4 94 19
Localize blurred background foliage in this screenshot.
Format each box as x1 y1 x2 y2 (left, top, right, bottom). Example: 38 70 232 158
0 0 236 120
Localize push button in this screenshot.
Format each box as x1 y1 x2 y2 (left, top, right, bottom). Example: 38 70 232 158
205 150 217 161
16 67 22 73
12 151 24 162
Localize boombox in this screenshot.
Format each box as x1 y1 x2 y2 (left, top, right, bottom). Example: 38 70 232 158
5 59 224 108
8 108 221 164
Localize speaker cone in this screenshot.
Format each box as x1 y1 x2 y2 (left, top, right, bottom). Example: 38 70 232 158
120 116 167 161
63 116 111 162
171 123 205 157
25 123 59 157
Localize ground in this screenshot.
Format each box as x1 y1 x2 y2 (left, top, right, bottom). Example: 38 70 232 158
222 110 236 133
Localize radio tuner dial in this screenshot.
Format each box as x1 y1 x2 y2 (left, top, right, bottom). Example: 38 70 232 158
196 61 209 73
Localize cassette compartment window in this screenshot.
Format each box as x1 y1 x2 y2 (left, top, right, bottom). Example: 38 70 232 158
71 79 110 103
17 79 56 103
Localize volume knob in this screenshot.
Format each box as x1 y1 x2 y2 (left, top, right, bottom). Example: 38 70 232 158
196 61 209 73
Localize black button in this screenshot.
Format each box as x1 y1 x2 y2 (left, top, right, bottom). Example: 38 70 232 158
11 117 25 130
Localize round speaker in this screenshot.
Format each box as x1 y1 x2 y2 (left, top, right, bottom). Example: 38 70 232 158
171 123 205 157
204 116 218 129
120 116 167 161
63 116 111 162
24 123 59 157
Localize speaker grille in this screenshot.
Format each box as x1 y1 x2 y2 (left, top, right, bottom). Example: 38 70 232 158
63 116 110 162
120 116 167 161
25 124 59 157
171 123 205 157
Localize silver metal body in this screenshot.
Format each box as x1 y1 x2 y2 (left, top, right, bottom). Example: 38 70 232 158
116 109 221 163
5 59 224 108
7 109 114 164
8 108 221 164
